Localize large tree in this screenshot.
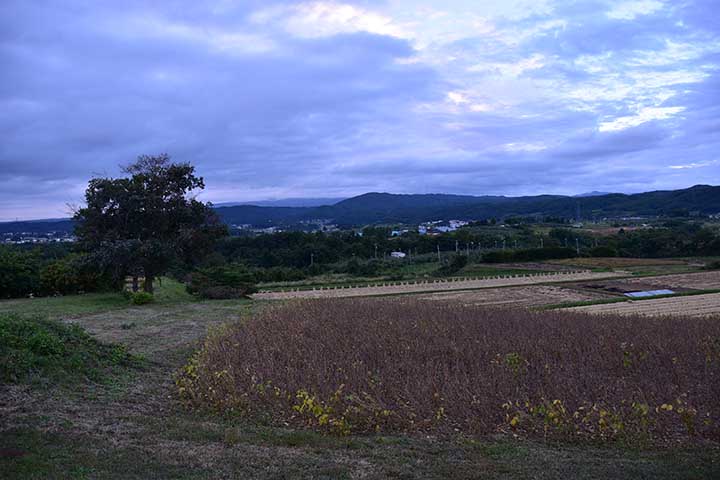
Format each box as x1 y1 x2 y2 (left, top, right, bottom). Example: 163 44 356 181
74 154 227 293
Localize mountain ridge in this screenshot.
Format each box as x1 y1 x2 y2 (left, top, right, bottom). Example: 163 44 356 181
2 185 718 233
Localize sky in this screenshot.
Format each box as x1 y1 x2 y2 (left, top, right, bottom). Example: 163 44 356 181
1 0 719 220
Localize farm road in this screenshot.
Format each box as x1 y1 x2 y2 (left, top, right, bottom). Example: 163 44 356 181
253 270 627 300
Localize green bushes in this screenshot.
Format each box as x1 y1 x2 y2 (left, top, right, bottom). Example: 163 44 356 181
483 247 577 263
0 246 115 298
588 246 619 257
432 255 468 277
0 247 41 298
0 314 139 384
129 291 155 305
186 264 258 299
38 255 110 295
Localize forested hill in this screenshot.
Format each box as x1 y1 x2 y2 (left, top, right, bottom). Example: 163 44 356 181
214 184 720 226
2 185 719 233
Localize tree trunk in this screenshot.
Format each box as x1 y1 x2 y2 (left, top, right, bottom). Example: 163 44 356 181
132 276 139 292
143 274 154 294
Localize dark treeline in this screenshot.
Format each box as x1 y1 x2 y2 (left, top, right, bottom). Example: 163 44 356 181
2 220 719 299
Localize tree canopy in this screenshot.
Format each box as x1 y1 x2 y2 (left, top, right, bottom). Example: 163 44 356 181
74 154 226 292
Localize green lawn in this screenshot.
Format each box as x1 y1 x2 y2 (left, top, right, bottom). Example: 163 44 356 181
0 278 193 318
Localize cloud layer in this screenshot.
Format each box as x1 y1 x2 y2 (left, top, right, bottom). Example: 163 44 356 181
1 0 718 220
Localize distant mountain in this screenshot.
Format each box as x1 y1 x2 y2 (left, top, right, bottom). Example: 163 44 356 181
215 184 720 226
2 185 719 234
574 191 615 197
0 219 75 234
214 197 346 208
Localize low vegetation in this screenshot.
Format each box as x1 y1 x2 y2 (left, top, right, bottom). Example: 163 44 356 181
186 264 258 299
178 299 720 443
0 313 140 385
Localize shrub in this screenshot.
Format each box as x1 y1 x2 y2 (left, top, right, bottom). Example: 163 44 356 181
0 314 139 384
432 255 468 277
178 299 720 443
186 265 258 299
38 255 107 296
588 246 619 257
0 247 41 298
254 266 307 283
129 291 155 305
704 261 720 271
483 247 577 263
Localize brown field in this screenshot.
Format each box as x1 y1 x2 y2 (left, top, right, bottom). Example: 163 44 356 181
548 257 687 269
253 270 626 300
568 292 720 317
179 298 720 442
617 270 720 290
419 284 609 307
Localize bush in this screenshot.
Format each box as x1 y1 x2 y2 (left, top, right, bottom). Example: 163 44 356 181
178 299 720 442
186 264 258 299
0 314 138 384
704 261 720 271
483 247 577 263
0 247 41 298
39 255 107 296
588 246 619 257
129 291 155 305
254 266 307 283
432 255 468 277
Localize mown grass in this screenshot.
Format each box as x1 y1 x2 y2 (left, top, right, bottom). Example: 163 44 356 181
0 277 193 318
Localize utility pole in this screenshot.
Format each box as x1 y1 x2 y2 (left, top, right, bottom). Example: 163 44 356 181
575 238 580 255
437 244 441 262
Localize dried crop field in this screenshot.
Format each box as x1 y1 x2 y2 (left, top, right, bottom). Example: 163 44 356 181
549 257 688 269
615 270 720 290
419 285 609 307
568 292 720 317
253 270 626 300
178 298 720 443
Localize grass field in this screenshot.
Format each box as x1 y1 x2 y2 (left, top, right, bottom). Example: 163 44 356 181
2 280 720 479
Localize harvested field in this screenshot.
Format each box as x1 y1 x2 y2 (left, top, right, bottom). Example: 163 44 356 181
575 270 720 297
618 270 720 290
253 270 626 300
548 257 687 269
568 292 720 317
419 285 610 307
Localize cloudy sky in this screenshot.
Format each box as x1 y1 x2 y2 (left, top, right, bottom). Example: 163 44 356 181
1 0 719 220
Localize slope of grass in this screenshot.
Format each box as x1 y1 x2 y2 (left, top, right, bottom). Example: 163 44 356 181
0 313 141 385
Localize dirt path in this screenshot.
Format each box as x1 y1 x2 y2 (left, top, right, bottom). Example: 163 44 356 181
254 270 627 300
